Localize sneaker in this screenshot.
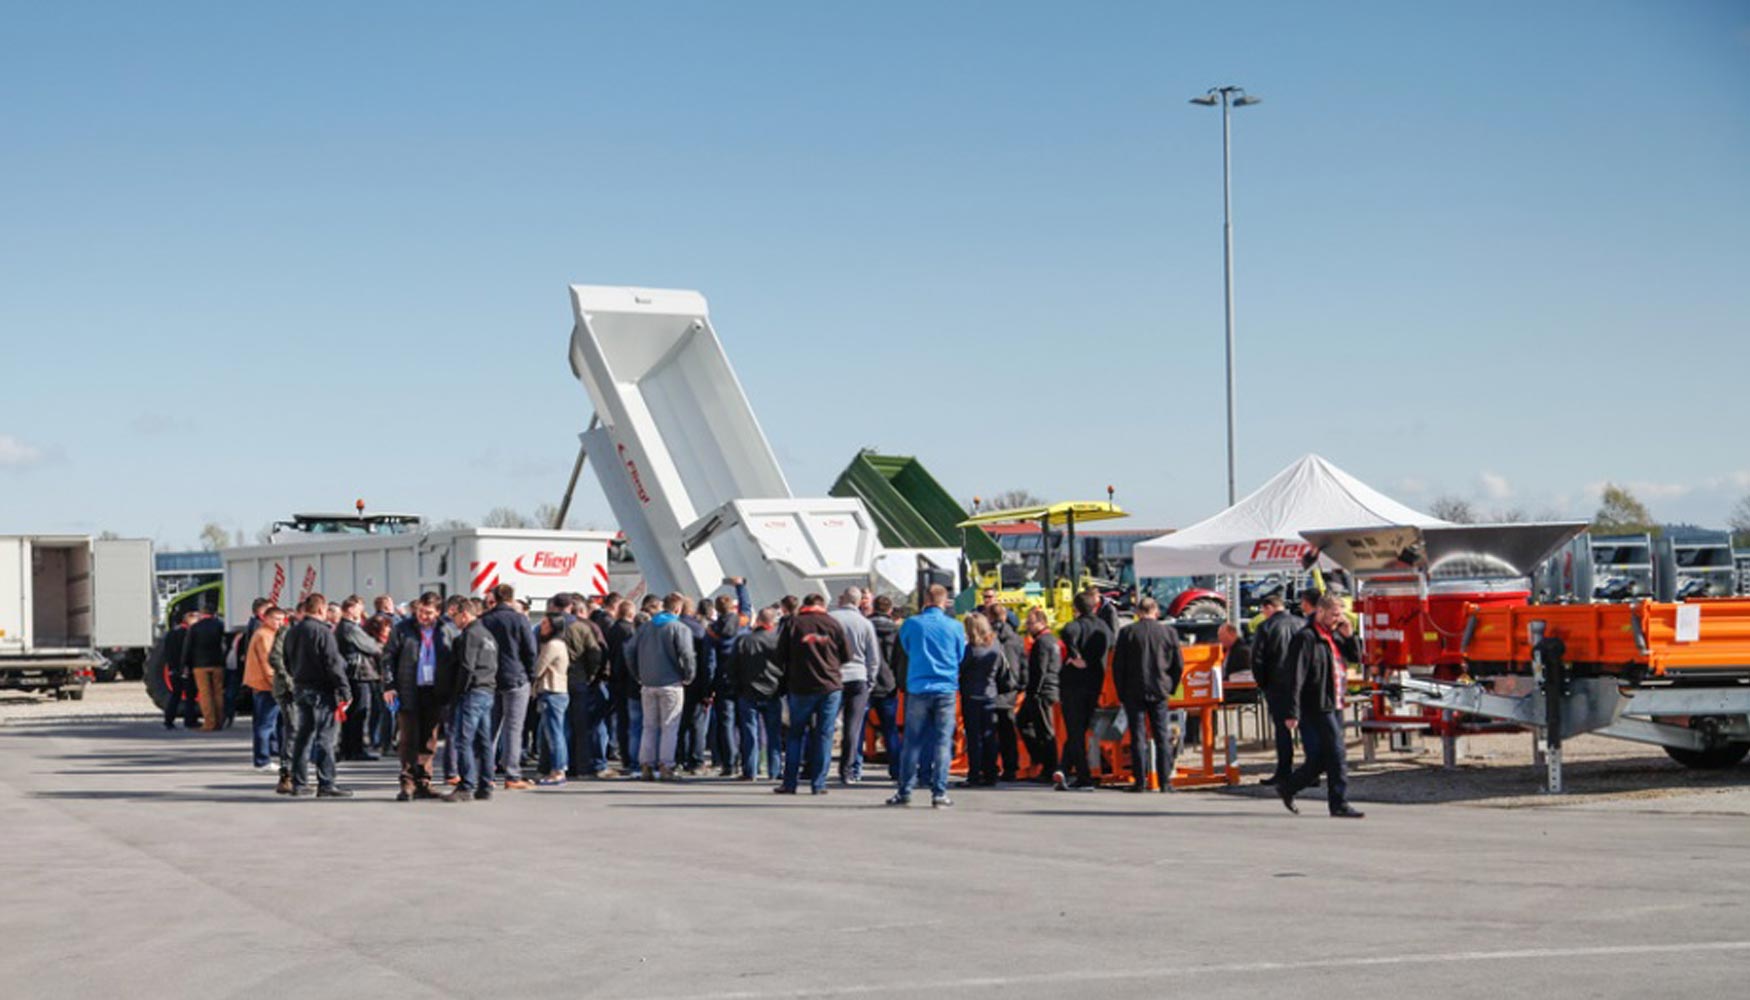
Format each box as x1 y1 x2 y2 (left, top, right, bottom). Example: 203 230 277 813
659 766 682 783
1051 770 1067 790
885 793 911 807
412 786 440 800
473 787 493 801
293 786 315 798
1331 805 1365 819
596 767 622 780
640 766 656 782
772 786 797 795
536 775 566 787
931 795 953 809
440 789 472 803
316 787 354 799
504 778 533 790
395 791 412 802
253 763 273 772
810 787 829 796
735 774 755 782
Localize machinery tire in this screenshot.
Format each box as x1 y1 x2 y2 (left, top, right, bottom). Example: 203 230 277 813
1178 597 1227 621
64 686 85 702
143 642 170 712
1663 743 1750 770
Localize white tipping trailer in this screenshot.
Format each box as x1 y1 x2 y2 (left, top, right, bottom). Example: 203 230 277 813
0 535 155 699
567 285 890 604
220 527 616 627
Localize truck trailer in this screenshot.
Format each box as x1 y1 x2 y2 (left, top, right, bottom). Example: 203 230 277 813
0 535 155 699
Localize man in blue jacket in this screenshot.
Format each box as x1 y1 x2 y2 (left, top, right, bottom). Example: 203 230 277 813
887 584 967 809
479 583 537 790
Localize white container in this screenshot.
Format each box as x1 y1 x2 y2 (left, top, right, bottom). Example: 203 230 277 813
0 535 154 692
568 285 880 603
220 528 615 627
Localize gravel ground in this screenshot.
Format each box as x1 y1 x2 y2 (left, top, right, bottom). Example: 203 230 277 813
0 682 160 726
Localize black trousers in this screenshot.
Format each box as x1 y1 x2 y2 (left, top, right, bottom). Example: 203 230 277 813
163 669 199 728
1284 709 1350 812
1016 694 1059 776
1123 698 1173 789
993 701 1020 780
1059 685 1100 784
1263 688 1295 781
340 679 376 758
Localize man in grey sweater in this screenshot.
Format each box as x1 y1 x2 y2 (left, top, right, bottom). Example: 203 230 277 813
829 587 882 784
633 592 697 781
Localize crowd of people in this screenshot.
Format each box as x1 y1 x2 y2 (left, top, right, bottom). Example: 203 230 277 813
157 576 1365 817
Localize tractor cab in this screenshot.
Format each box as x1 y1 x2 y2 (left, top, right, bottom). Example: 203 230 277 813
956 501 1129 626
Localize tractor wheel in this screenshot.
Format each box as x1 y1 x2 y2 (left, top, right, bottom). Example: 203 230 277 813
1178 597 1227 620
143 643 170 712
1664 743 1750 770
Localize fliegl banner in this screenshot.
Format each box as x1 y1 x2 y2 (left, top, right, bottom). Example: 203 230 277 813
1217 538 1314 570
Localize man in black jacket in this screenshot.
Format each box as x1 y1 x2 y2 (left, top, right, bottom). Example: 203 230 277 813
1278 594 1364 819
381 596 454 800
159 611 201 730
445 598 502 802
1249 594 1300 785
1056 593 1113 788
865 596 902 782
986 604 1025 783
732 607 785 780
335 596 384 761
1018 607 1061 782
479 584 537 790
1111 596 1182 793
284 594 353 798
180 611 229 731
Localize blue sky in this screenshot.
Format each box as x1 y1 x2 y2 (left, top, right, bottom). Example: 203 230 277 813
2 1 1747 548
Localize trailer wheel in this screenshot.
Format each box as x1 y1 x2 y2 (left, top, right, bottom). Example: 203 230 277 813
63 687 85 702
1663 743 1750 770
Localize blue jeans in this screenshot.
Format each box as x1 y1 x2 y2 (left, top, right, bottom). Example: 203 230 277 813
736 694 784 779
869 694 902 781
898 692 958 800
538 691 571 776
288 690 340 791
456 689 496 792
783 690 843 793
618 691 642 770
710 694 738 772
251 690 280 767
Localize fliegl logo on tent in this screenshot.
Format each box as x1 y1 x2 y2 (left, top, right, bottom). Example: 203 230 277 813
1219 538 1310 569
514 551 580 577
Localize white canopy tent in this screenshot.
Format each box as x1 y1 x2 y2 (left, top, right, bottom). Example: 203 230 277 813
1133 454 1445 579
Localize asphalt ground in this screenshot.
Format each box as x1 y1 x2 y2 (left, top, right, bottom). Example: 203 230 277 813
3 701 1748 999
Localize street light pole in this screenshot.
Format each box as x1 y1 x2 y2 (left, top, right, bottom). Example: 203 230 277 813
1191 85 1258 624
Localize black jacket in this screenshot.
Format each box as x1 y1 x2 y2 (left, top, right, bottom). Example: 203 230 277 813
607 618 640 696
1112 617 1183 706
868 613 900 698
161 626 189 677
778 608 849 695
453 620 501 697
1059 615 1113 695
336 618 384 683
1282 623 1361 722
992 619 1024 706
381 617 457 698
284 618 350 699
480 603 537 690
562 618 607 687
1250 610 1298 696
731 627 785 699
181 616 228 669
1025 629 1062 701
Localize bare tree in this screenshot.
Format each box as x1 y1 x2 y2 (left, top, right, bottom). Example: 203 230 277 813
1428 495 1477 524
198 521 231 551
481 507 533 529
966 489 1046 513
97 530 121 541
1729 494 1750 547
430 518 473 531
1490 506 1530 523
532 502 566 530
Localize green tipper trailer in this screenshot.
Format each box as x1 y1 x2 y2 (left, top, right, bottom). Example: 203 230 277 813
830 450 1000 564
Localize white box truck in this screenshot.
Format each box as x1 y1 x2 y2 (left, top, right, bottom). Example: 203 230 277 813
220 526 617 628
0 535 155 699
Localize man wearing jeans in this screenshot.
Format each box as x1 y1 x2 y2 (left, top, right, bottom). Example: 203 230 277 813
633 593 697 781
889 585 967 809
241 606 285 771
444 599 501 802
829 587 881 785
776 594 849 797
480 583 537 791
731 607 785 780
284 594 353 799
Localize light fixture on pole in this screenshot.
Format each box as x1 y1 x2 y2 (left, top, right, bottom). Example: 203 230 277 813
1191 84 1259 622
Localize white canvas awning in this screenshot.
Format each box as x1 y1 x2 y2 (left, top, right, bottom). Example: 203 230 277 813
1132 455 1444 579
